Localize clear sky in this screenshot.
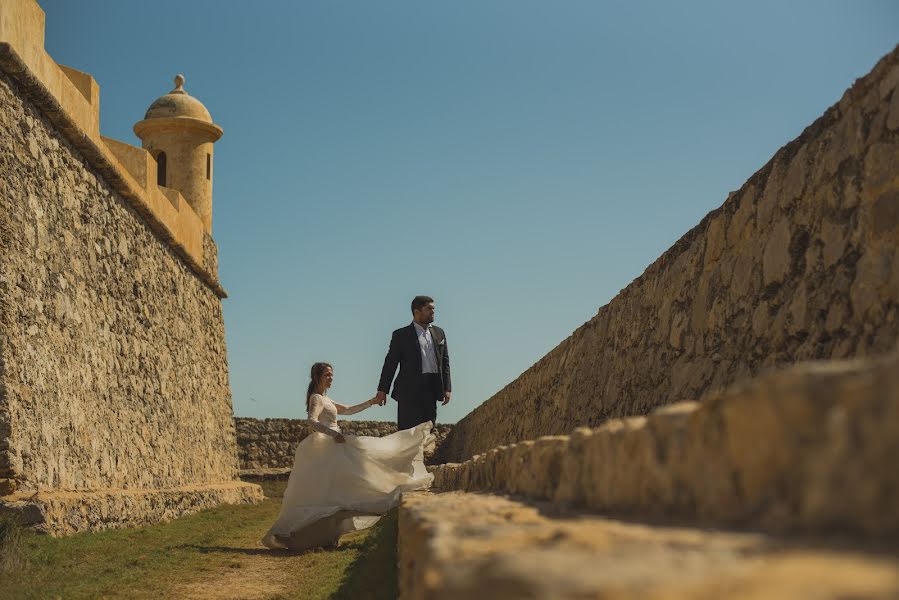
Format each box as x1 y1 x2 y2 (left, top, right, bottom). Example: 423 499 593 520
40 1 898 423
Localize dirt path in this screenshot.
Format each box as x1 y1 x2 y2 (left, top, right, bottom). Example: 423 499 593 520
170 527 375 600
175 551 295 600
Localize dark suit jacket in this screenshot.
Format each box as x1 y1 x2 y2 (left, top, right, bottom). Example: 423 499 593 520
378 323 451 403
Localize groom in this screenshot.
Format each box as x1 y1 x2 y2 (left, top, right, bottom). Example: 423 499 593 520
375 296 451 431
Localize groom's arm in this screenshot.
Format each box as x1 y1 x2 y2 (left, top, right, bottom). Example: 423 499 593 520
441 331 451 394
377 330 401 395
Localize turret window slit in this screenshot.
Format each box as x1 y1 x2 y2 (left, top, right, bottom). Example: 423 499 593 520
157 152 167 186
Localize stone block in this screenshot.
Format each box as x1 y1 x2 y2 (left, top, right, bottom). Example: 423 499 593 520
0 481 263 536
433 350 899 537
399 491 899 600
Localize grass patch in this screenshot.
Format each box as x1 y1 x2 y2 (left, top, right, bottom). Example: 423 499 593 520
0 513 27 576
1 480 398 599
333 509 398 599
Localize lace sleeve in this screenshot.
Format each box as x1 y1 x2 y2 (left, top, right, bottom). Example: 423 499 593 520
334 398 373 416
307 394 338 437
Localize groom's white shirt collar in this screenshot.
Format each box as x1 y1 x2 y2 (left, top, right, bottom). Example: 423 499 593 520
413 321 439 373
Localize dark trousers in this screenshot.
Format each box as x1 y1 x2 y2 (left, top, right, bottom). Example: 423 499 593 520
397 373 442 431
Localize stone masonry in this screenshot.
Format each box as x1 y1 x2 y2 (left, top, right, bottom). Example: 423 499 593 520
430 349 899 536
234 417 452 470
399 47 899 600
0 0 261 534
399 491 899 600
442 45 899 462
0 72 237 490
407 347 899 598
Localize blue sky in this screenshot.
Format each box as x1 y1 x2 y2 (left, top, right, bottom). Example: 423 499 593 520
40 1 898 423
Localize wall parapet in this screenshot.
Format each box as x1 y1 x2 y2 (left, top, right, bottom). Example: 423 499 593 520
430 349 899 537
0 0 225 297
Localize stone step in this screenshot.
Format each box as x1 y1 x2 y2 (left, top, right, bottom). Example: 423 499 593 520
0 481 262 535
398 491 899 600
238 467 292 482
430 350 899 536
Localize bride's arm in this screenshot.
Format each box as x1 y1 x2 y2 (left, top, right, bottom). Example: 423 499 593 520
334 397 377 416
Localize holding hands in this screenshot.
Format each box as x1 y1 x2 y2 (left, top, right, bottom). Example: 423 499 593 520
332 396 382 443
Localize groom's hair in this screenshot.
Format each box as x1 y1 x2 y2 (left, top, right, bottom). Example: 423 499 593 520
411 296 434 313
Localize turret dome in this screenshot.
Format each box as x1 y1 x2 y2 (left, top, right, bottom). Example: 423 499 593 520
134 74 222 143
142 74 213 123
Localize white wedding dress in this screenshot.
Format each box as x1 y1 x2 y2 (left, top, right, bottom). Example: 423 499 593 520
261 394 434 551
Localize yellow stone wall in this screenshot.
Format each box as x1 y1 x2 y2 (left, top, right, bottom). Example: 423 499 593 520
0 68 239 491
0 0 262 533
0 0 222 296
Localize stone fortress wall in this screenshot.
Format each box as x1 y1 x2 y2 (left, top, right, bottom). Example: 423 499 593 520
234 418 453 470
429 350 899 536
441 45 899 462
0 0 261 534
401 48 899 599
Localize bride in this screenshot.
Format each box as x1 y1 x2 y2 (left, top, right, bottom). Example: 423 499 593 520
261 362 434 551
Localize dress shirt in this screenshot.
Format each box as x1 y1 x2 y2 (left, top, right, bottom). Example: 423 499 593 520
413 322 439 374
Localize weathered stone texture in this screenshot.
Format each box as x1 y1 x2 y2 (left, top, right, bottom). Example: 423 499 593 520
234 417 452 469
431 350 899 536
234 417 316 470
443 46 899 462
1 480 261 536
238 467 292 482
202 232 219 282
399 491 899 600
0 70 239 492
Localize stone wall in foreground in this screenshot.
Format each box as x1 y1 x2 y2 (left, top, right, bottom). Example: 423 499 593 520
0 67 240 493
431 349 899 537
442 45 899 462
398 491 899 600
234 417 453 469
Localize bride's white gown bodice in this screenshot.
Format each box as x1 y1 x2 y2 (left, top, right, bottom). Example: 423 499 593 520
261 393 433 551
309 394 340 431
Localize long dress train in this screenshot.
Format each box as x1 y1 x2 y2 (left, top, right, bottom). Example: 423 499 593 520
261 394 434 551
